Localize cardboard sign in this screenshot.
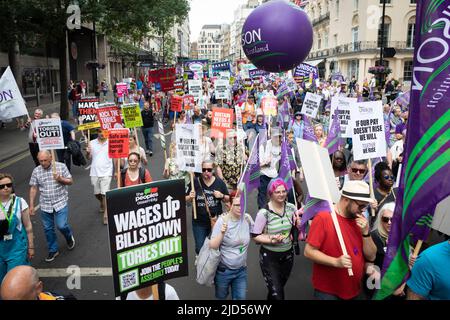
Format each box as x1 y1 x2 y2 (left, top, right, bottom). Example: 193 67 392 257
183 95 195 110
175 124 202 173
158 121 166 150
188 80 202 101
97 106 123 130
261 97 278 117
148 68 176 92
116 83 128 98
301 92 322 118
0 66 28 121
330 96 356 138
214 79 230 100
211 108 234 138
106 179 188 298
35 119 65 150
174 78 184 91
351 101 387 161
77 97 100 130
122 104 143 128
108 129 129 159
171 95 183 112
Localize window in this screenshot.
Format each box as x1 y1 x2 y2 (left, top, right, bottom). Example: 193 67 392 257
407 20 415 48
352 27 359 50
410 0 417 3
403 60 413 81
318 36 322 49
378 21 391 47
324 34 329 48
348 60 359 79
334 34 338 47
380 0 391 4
336 0 339 16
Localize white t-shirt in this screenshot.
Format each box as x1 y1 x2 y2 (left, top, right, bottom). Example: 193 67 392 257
89 139 113 177
126 284 179 300
259 140 281 178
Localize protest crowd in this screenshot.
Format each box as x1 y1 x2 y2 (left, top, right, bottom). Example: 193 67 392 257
0 53 449 301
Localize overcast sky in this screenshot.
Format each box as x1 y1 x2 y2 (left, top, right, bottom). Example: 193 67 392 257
189 0 244 42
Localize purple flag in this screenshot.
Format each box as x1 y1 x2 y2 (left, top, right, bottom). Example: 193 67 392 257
384 116 391 146
302 115 318 142
278 135 293 191
376 0 450 300
300 195 331 234
237 91 248 104
185 110 192 124
323 108 342 154
369 86 375 101
324 98 332 111
288 144 297 171
239 134 261 219
278 100 291 126
394 91 410 111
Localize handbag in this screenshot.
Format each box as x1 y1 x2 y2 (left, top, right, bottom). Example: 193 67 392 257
196 214 230 286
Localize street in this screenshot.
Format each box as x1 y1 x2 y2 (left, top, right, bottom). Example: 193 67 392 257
1 124 314 300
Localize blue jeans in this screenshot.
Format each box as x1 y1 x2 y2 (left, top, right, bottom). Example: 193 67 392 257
192 221 211 255
141 127 153 152
215 265 247 300
40 206 73 253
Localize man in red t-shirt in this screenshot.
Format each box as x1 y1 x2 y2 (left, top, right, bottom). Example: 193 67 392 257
304 180 377 300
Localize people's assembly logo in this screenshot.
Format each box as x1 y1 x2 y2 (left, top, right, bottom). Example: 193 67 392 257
135 187 159 205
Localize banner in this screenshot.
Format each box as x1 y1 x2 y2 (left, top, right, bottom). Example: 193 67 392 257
77 97 100 131
330 96 356 138
35 118 64 150
211 108 234 138
293 63 318 81
188 80 202 101
97 106 124 130
183 60 209 79
106 179 188 298
211 61 231 76
116 83 128 98
350 101 387 161
122 104 143 128
331 72 345 83
249 69 269 79
175 124 202 173
301 92 322 118
108 129 129 159
261 97 278 117
149 68 176 92
170 95 183 112
0 66 28 121
214 79 230 100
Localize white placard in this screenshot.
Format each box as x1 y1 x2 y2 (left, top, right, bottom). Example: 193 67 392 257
235 106 243 131
432 196 450 236
215 79 230 100
175 123 202 173
330 96 357 138
350 101 387 161
301 92 322 118
35 118 64 150
158 121 166 150
296 138 341 203
0 66 28 121
188 80 202 101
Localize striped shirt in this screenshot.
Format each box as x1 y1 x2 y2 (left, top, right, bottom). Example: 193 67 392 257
253 203 296 252
29 162 71 212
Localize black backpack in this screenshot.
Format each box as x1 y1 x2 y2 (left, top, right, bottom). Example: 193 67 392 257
121 166 146 185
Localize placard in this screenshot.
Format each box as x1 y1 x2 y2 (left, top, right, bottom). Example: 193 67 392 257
170 95 183 112
106 179 188 298
261 97 278 117
97 106 124 130
183 95 195 110
108 129 129 159
175 124 202 173
330 96 357 138
301 92 322 118
77 97 100 131
188 80 202 101
214 79 230 100
35 118 64 150
116 83 128 98
211 108 234 138
350 101 387 161
122 104 143 128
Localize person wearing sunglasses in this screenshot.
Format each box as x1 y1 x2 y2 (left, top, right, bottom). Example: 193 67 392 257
209 192 254 300
373 162 397 226
120 153 152 188
332 151 347 190
304 180 377 300
0 174 34 284
346 159 368 182
186 160 230 259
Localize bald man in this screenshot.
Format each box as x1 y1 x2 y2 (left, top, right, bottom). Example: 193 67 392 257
1 265 43 300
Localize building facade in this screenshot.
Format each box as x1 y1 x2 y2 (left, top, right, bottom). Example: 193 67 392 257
197 24 229 63
304 0 416 86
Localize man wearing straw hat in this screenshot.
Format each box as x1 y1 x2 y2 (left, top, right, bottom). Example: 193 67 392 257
304 180 377 300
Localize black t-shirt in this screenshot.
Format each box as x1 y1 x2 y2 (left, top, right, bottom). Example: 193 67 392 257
187 176 229 225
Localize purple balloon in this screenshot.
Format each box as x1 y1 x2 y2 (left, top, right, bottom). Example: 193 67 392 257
241 0 313 73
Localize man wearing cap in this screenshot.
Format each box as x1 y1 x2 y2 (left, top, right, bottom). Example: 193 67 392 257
304 180 377 300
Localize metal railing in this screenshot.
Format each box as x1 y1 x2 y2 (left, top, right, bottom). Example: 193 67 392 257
312 12 330 26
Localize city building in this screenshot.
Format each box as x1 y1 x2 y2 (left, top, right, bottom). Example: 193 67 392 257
170 18 191 63
197 24 229 62
304 0 416 86
190 42 199 59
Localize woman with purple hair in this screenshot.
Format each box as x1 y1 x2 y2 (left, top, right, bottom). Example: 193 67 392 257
251 178 300 300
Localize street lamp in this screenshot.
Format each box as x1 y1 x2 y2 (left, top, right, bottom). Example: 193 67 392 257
378 0 387 91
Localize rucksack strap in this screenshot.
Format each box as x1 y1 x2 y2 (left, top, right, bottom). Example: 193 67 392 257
158 282 166 301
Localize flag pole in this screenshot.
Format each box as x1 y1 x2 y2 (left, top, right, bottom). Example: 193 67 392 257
190 172 197 220
368 158 376 217
237 133 259 187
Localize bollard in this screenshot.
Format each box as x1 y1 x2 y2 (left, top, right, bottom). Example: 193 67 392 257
36 87 41 106
51 86 55 103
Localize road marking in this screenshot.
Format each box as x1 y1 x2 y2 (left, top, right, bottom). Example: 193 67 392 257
0 151 30 170
37 267 112 278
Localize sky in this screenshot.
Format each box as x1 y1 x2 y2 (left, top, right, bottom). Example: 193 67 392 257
189 0 244 42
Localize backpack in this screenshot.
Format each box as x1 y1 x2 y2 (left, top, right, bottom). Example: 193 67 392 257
121 167 146 186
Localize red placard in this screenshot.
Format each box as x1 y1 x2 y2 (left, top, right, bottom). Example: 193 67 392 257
211 108 234 138
108 129 129 159
171 95 183 112
148 68 176 92
183 95 195 110
97 106 124 130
